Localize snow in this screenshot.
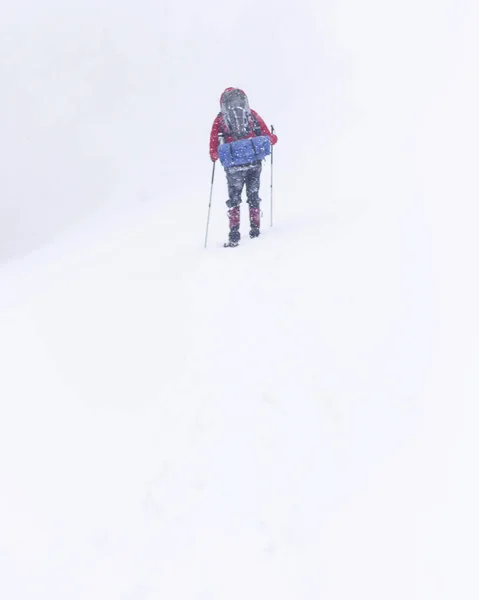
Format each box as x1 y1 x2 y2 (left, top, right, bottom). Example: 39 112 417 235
1 1 479 598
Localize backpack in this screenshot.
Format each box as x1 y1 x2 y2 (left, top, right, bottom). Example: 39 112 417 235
219 89 262 140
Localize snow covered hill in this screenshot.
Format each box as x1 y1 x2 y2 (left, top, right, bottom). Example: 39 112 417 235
1 1 478 599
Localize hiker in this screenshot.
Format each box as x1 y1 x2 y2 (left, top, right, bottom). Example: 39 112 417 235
209 88 278 246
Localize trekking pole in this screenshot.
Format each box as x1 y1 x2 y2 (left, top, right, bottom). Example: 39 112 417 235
270 125 275 227
204 161 216 248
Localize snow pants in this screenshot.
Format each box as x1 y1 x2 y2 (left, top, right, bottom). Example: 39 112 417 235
225 162 262 241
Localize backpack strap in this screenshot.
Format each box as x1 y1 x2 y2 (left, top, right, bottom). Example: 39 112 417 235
251 113 262 137
217 112 228 136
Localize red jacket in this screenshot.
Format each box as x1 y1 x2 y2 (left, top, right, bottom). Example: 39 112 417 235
209 89 278 161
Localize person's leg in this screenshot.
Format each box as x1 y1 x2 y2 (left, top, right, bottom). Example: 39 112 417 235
226 167 247 243
245 163 262 237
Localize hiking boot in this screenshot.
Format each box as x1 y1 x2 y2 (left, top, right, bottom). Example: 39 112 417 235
228 224 240 244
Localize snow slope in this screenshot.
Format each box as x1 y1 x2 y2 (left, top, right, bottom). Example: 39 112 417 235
1 1 479 599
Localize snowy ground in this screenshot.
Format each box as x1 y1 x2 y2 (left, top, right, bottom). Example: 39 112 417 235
1 1 479 599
